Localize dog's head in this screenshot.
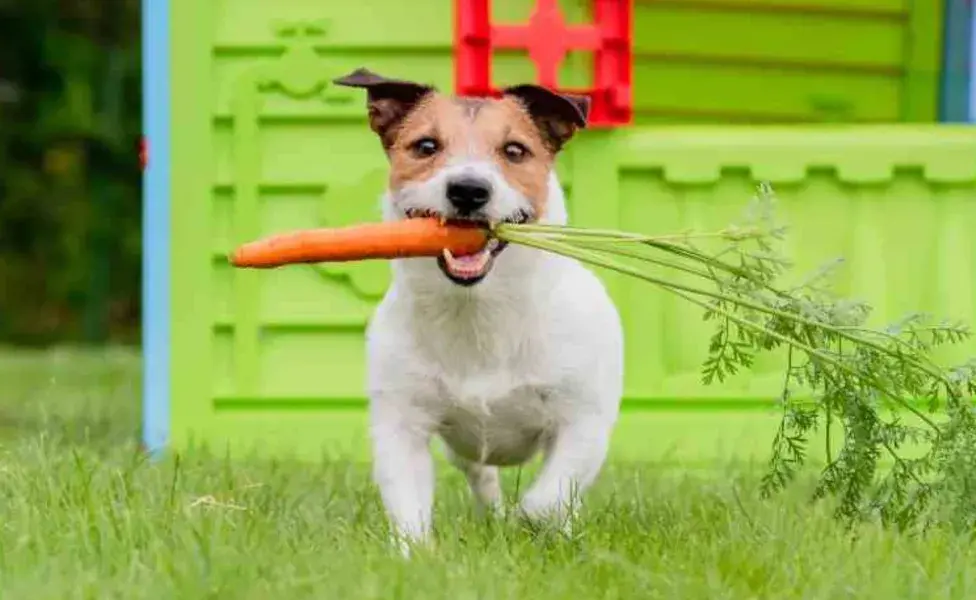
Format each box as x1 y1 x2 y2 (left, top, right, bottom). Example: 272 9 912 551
334 68 589 287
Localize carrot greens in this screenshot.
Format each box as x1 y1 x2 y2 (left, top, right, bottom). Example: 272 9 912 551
495 183 976 531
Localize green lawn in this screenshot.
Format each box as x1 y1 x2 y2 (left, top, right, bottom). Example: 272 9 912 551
0 348 973 599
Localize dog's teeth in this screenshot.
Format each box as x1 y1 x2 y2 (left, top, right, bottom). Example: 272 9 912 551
442 248 453 261
439 216 447 226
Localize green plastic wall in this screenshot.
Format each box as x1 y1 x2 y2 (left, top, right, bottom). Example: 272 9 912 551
630 0 945 123
166 0 971 463
184 0 946 126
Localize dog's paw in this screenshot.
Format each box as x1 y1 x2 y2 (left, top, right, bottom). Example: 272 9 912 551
483 499 508 521
389 533 412 559
517 498 580 539
388 531 435 559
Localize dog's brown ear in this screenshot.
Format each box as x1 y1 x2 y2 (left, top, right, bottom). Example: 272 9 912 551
503 84 590 152
333 68 435 146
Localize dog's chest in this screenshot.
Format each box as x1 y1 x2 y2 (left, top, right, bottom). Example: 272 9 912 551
381 288 578 464
419 327 559 465
433 368 554 465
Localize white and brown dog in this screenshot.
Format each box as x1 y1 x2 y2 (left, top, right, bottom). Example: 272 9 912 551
333 68 624 551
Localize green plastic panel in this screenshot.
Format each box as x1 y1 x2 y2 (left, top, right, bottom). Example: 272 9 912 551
595 126 976 400
204 0 945 125
167 0 972 463
631 0 945 123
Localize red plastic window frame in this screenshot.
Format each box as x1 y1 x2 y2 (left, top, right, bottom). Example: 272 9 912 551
454 0 633 128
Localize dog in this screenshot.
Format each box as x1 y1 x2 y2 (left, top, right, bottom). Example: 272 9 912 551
333 68 624 552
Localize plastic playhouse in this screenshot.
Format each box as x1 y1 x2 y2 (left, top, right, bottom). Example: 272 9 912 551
142 0 976 461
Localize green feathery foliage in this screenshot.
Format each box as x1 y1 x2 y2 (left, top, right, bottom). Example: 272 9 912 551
495 183 976 532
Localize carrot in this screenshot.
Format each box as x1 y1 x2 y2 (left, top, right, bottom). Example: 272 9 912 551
228 218 490 268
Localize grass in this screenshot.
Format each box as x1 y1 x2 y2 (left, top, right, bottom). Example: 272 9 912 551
0 348 974 599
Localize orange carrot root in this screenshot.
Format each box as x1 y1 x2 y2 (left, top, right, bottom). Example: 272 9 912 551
228 218 490 268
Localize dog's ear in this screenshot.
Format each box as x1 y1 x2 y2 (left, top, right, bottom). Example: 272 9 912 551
502 84 590 152
333 68 436 147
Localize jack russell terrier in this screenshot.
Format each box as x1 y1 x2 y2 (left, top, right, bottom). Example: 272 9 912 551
333 68 624 552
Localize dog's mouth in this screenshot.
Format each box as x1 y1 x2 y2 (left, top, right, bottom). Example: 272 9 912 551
403 208 531 286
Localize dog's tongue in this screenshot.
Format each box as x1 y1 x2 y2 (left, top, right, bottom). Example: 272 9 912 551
452 252 484 265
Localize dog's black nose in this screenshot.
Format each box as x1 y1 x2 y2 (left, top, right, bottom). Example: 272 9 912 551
446 177 492 214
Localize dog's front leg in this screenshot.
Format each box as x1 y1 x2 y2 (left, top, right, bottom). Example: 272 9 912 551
518 412 613 533
445 446 504 517
370 400 435 554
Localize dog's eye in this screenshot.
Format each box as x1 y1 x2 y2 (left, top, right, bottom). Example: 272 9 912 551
502 142 530 163
410 137 441 158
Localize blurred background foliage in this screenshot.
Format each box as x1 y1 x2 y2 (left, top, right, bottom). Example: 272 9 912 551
0 0 142 346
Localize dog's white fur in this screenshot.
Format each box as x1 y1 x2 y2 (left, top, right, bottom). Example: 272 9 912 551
365 146 624 551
